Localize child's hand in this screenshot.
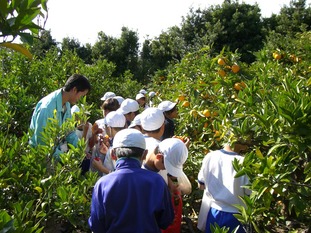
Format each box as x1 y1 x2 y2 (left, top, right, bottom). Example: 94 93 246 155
92 158 103 170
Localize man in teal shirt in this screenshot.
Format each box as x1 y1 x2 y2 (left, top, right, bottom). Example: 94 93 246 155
29 74 91 159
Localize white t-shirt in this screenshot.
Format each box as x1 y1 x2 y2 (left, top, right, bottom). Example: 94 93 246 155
198 149 250 213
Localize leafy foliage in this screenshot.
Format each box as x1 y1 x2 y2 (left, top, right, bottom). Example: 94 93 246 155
149 31 311 232
1 1 311 232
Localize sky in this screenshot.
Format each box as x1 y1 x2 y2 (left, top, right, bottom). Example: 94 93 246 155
44 0 311 46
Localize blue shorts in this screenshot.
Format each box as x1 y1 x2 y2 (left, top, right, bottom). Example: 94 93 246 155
205 207 245 233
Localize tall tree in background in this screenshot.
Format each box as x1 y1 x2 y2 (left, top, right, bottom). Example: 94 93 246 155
30 30 57 57
138 38 152 83
61 37 92 64
92 27 140 79
116 27 139 79
272 0 311 34
92 31 116 60
179 1 264 63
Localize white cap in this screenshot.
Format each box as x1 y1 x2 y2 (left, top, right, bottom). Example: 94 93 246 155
159 138 188 178
71 104 90 115
139 89 147 95
71 105 80 114
100 92 116 101
135 93 145 100
149 91 156 97
129 113 142 128
112 128 146 150
114 96 124 105
118 98 139 114
158 100 177 112
140 107 164 131
105 111 126 128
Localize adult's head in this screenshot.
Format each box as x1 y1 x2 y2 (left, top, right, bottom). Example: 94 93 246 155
111 128 147 161
140 107 165 139
63 74 91 105
101 97 120 117
158 100 178 119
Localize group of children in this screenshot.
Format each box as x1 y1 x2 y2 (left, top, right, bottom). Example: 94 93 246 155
71 89 191 232
29 74 250 233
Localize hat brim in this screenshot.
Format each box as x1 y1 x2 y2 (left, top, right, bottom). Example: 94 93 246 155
117 108 129 115
171 102 177 109
164 158 185 178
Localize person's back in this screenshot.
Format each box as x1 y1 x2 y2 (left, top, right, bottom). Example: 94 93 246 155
89 128 174 233
90 160 173 232
201 149 247 212
197 144 250 233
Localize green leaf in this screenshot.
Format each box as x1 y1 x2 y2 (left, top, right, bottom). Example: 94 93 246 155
255 148 264 160
34 186 43 193
0 42 33 59
267 143 287 156
0 167 8 177
41 0 48 11
0 0 8 18
19 32 33 44
18 8 41 25
252 112 268 128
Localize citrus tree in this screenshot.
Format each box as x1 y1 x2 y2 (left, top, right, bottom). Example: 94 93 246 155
149 31 311 232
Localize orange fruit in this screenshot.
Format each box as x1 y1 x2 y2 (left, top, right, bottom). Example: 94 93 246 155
234 82 243 91
289 54 296 61
217 58 226 66
178 95 185 101
202 109 211 117
203 122 209 128
182 101 190 108
218 69 226 77
231 64 240 73
273 52 281 60
214 130 221 141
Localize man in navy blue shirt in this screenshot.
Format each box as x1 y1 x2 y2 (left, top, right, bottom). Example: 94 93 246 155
88 128 174 233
